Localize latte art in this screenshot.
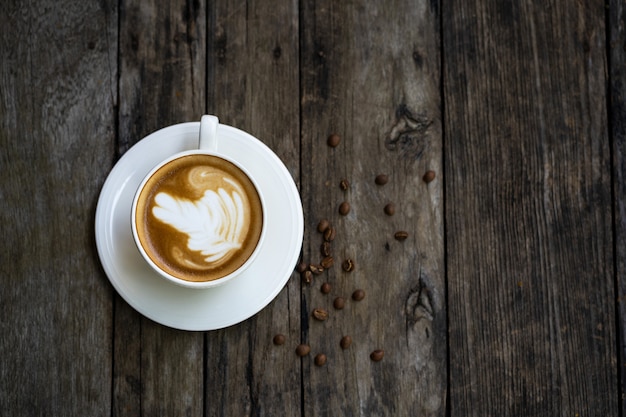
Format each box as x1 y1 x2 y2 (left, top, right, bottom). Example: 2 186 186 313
134 154 263 282
152 175 247 269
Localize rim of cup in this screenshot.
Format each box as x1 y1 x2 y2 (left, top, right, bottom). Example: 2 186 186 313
131 148 267 289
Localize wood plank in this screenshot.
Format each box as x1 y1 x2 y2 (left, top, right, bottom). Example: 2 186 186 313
0 0 117 415
610 0 626 413
114 1 206 416
203 0 302 415
299 0 446 415
444 0 616 414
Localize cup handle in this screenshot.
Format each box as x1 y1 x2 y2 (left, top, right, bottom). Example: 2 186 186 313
199 115 219 151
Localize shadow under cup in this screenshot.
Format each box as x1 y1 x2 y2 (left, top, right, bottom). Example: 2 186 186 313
132 151 265 288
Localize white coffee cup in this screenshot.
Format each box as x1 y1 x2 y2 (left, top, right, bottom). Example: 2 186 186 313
131 116 266 289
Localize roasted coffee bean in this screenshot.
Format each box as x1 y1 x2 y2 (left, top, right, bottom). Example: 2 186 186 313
341 258 355 272
375 174 389 185
323 227 336 242
370 349 384 361
320 256 334 269
327 133 341 147
339 201 351 215
296 344 311 356
301 270 313 284
339 179 350 190
394 231 409 241
314 353 327 366
317 219 330 233
423 170 436 183
321 282 331 294
352 289 365 301
312 308 329 321
309 264 324 275
273 334 286 345
333 297 346 310
321 241 331 257
296 262 308 273
340 335 352 350
384 203 396 216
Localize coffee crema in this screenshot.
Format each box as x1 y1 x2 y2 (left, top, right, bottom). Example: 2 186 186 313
134 154 263 282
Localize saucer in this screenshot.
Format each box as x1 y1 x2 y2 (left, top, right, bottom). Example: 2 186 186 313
95 122 304 331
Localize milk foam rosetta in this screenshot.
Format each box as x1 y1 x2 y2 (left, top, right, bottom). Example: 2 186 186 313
152 169 247 269
135 154 263 282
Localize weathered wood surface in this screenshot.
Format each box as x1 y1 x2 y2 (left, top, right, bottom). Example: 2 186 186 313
611 0 626 414
0 0 623 415
444 0 616 415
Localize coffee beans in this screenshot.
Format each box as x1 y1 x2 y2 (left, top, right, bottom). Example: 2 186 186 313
423 170 436 183
320 282 331 294
296 262 308 273
323 227 336 242
321 256 334 269
296 344 311 357
301 270 313 284
375 174 389 185
341 258 355 272
309 264 324 275
273 334 286 345
394 231 409 241
327 133 341 147
312 308 329 321
338 201 350 216
321 241 331 257
352 289 365 301
317 219 330 233
370 349 385 362
333 297 346 310
340 335 352 349
339 179 350 191
384 203 395 216
314 353 327 366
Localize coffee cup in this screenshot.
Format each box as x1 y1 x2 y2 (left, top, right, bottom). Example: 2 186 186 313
131 116 266 288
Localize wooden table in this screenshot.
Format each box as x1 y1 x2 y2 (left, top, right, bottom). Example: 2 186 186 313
1 0 623 415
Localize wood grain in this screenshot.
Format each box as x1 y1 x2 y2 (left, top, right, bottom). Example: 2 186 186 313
204 0 302 415
0 0 117 415
610 0 626 413
114 1 206 416
300 0 445 415
444 0 616 414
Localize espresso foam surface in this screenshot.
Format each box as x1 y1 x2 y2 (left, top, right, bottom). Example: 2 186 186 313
135 154 263 282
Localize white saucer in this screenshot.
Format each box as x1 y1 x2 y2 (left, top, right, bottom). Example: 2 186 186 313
95 122 304 331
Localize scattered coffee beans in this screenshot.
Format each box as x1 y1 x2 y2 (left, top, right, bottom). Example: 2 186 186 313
309 264 324 275
273 334 286 345
352 289 365 301
375 174 389 185
423 170 436 183
340 335 352 349
384 203 395 216
321 256 334 269
296 262 308 273
312 308 329 321
341 258 355 272
394 231 409 241
301 270 313 284
314 353 327 366
333 297 346 310
327 133 341 147
321 282 331 294
296 344 311 357
339 179 350 190
370 349 384 362
317 219 330 233
323 227 336 242
339 201 351 215
321 241 331 257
